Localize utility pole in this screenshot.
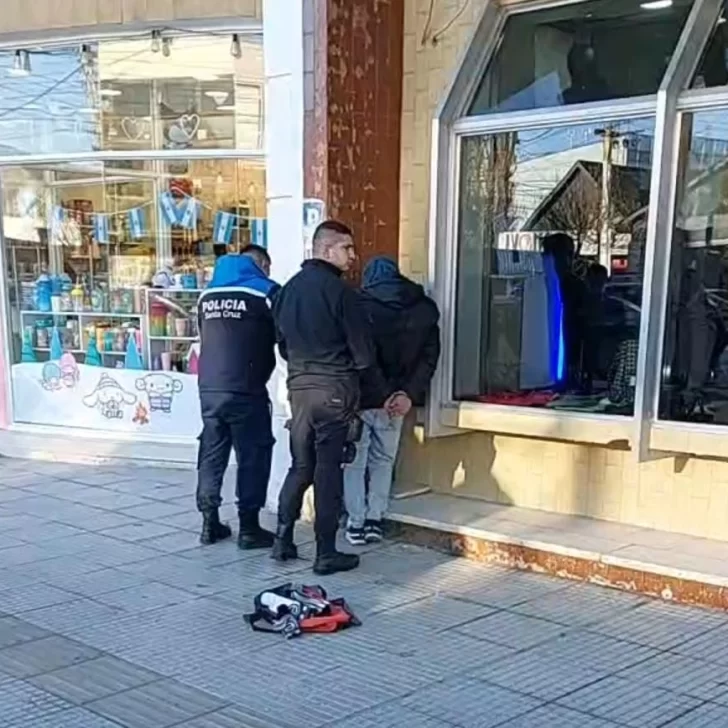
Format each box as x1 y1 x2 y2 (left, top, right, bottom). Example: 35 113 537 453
595 126 617 274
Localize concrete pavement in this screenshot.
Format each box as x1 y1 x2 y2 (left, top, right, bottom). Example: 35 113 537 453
1 457 727 727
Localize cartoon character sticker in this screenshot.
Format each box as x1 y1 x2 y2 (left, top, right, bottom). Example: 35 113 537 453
135 373 183 414
41 362 63 391
133 403 150 426
83 374 137 419
59 353 79 388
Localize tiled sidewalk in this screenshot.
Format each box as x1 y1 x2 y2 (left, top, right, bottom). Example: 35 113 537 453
1 457 728 727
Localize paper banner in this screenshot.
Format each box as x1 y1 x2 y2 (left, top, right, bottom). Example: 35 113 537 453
250 217 267 249
178 197 198 230
159 191 180 227
213 211 236 245
93 213 110 244
127 207 145 239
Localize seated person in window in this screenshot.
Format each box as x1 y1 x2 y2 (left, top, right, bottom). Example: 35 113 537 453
562 43 611 105
543 233 587 390
582 263 609 392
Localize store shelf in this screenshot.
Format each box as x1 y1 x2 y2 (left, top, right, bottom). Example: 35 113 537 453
21 310 142 319
148 335 199 342
33 347 85 354
158 288 203 294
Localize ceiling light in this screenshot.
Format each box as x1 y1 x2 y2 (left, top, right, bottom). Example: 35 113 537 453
640 0 673 9
151 30 162 54
719 15 726 24
162 37 172 58
231 34 242 59
217 104 236 111
100 88 122 97
79 107 100 115
80 44 92 66
9 50 31 77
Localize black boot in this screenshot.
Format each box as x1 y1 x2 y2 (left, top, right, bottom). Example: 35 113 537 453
237 510 275 550
313 537 359 575
199 509 232 545
271 523 298 562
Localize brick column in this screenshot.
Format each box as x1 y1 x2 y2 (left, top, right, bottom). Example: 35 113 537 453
303 0 404 279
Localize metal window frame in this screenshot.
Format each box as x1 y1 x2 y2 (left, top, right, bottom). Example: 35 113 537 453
427 0 720 448
0 22 266 431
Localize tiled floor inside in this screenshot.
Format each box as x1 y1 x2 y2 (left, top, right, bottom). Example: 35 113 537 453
1 457 728 727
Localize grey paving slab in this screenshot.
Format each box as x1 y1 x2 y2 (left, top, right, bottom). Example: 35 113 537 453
92 582 198 613
87 678 227 728
119 501 190 521
20 599 124 635
616 651 728 702
63 471 134 487
469 651 608 701
662 702 728 726
497 705 622 727
176 704 297 728
671 623 728 666
0 616 52 649
19 706 128 728
454 609 568 650
401 677 542 728
589 600 727 650
557 676 701 727
511 581 648 627
75 511 146 532
134 530 201 554
530 629 660 673
98 521 180 543
0 676 76 727
13 521 87 543
0 582 80 614
45 567 154 598
28 655 161 705
0 635 100 678
331 703 455 728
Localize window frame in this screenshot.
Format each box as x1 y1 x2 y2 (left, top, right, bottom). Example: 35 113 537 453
0 20 266 439
427 0 724 458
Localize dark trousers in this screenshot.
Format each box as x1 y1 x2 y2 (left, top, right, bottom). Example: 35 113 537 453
277 379 357 553
196 392 274 514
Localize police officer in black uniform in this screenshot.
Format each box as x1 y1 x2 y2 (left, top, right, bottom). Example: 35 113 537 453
272 220 391 575
196 245 280 549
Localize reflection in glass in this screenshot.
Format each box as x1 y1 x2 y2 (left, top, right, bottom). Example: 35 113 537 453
2 158 266 428
454 118 654 415
468 0 693 115
661 111 728 423
692 4 728 89
0 34 264 156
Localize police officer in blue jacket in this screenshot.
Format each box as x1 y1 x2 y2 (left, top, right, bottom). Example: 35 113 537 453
196 245 280 548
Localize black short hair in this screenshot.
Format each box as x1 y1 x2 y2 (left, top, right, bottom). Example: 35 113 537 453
313 220 353 244
542 233 575 259
241 244 271 266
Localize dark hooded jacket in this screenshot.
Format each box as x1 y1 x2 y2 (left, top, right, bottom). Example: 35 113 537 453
198 254 279 398
359 257 441 409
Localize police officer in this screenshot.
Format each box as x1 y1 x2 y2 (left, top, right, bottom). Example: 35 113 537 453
196 245 279 549
272 220 392 575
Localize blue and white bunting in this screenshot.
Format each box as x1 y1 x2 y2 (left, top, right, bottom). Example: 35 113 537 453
250 217 267 249
159 191 180 227
178 197 198 230
127 207 145 239
213 211 235 245
93 213 110 244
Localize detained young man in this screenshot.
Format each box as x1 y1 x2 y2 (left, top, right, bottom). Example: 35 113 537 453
343 256 441 545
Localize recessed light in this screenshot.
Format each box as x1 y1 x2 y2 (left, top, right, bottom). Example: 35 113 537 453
640 0 673 9
100 88 122 97
216 104 236 111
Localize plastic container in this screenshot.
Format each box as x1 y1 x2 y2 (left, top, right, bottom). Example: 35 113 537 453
150 301 167 337
71 283 84 313
35 274 52 313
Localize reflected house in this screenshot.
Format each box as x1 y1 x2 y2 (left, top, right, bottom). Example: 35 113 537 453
522 159 651 264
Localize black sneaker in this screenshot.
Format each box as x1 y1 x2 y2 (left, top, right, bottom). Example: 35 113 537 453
313 551 360 575
364 520 383 543
345 526 367 546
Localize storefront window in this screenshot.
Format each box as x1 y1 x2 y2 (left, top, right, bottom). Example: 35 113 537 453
0 34 263 156
468 0 693 115
660 110 728 423
453 117 654 415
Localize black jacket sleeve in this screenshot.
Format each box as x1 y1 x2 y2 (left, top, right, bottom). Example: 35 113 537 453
272 288 289 361
340 286 375 371
404 318 441 404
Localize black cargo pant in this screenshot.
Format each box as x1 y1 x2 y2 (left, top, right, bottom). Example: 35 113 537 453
196 392 274 514
277 378 357 553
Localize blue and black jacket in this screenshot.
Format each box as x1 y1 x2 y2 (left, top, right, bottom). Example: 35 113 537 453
198 255 280 398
